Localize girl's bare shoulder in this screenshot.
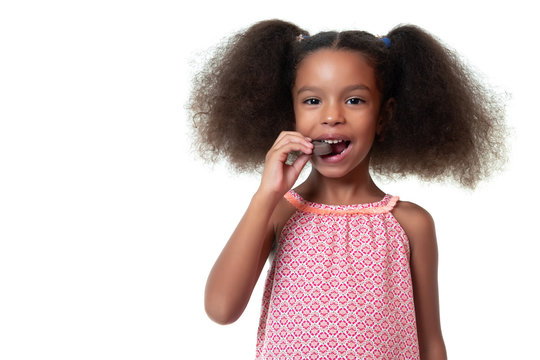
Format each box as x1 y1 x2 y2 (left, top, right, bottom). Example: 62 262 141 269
270 193 299 238
391 200 436 245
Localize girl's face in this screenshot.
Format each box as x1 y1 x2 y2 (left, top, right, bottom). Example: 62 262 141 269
292 49 383 179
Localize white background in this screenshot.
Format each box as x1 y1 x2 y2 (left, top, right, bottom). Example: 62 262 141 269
1 0 539 359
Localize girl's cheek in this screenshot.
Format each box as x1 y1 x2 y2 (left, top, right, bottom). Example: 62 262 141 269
294 121 311 135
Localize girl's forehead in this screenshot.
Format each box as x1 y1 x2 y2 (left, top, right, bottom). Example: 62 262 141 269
298 48 373 68
294 49 377 90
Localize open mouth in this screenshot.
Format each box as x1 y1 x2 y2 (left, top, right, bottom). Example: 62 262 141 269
314 139 351 157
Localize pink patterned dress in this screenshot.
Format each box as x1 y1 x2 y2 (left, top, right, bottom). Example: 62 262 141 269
255 190 419 359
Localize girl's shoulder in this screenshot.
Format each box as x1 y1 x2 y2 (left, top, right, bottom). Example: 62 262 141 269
270 194 300 238
391 200 436 247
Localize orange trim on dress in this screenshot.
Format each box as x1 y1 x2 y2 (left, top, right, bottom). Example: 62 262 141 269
284 190 399 216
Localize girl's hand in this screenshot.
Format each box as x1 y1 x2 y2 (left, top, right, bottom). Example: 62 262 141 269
257 131 313 200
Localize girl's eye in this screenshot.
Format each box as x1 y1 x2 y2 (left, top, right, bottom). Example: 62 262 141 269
346 97 365 105
303 98 321 105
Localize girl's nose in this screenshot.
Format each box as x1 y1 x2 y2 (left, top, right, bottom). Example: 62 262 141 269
321 106 345 126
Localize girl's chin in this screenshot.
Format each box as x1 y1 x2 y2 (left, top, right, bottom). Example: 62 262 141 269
309 162 354 179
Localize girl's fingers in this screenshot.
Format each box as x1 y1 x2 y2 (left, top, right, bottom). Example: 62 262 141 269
273 131 312 148
258 132 314 197
290 153 311 172
274 131 309 144
268 132 313 161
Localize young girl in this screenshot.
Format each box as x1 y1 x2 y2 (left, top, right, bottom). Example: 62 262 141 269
189 19 505 360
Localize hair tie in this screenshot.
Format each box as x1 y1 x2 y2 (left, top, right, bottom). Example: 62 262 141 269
297 34 309 42
381 37 391 48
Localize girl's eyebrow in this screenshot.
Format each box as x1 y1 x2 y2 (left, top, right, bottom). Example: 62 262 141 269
296 84 372 96
344 84 371 93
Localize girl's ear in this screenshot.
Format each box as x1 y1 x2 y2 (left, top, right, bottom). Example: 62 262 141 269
377 98 396 140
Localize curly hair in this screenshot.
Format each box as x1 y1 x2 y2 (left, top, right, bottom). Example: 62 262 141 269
188 19 507 188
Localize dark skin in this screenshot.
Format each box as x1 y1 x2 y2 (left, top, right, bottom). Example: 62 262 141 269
204 49 446 359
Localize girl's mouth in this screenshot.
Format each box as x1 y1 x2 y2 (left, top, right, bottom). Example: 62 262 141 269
314 139 351 158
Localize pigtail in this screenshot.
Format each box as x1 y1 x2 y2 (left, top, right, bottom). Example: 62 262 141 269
189 20 308 171
372 25 506 188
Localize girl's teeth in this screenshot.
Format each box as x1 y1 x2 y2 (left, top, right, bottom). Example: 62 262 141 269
323 139 344 144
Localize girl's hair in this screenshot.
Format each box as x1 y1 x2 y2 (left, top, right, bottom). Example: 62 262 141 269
188 19 506 188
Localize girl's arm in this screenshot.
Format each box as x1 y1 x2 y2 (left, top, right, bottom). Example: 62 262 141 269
204 132 313 325
393 202 447 360
204 191 278 325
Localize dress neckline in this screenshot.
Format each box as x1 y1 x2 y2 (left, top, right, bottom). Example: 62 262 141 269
285 190 399 216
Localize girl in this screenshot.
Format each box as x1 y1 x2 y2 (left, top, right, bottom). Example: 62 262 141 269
188 20 505 360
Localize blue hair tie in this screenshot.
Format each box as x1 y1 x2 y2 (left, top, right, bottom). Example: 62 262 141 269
381 37 391 48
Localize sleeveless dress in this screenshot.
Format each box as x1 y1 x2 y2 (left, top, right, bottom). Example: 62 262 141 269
255 190 419 360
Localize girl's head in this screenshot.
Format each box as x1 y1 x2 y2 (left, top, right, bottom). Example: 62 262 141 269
189 20 506 188
292 48 383 179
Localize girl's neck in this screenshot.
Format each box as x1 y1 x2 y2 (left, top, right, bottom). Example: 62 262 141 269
296 167 385 206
